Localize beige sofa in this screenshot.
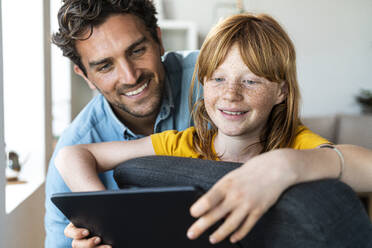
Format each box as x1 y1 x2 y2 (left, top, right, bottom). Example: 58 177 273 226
303 114 372 220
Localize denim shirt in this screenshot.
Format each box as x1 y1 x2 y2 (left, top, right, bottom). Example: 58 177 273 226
45 50 200 248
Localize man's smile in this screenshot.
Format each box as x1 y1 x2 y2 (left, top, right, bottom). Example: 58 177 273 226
124 80 149 96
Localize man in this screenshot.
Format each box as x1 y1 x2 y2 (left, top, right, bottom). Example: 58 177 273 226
46 1 372 247
45 1 199 247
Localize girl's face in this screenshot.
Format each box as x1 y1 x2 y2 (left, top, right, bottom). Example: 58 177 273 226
203 43 286 138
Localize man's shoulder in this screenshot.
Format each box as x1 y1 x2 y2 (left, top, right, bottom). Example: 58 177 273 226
162 50 199 71
57 94 114 146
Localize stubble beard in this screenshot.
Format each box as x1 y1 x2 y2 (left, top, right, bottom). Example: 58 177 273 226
94 71 165 119
114 72 164 118
114 85 163 118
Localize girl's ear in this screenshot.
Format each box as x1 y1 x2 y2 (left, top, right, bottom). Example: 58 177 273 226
73 64 96 90
275 82 288 104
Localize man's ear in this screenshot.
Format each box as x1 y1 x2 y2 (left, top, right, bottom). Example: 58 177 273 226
156 27 165 56
73 64 96 90
275 82 288 104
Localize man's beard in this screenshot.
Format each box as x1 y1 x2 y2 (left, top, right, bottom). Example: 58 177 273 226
113 89 163 118
111 71 164 118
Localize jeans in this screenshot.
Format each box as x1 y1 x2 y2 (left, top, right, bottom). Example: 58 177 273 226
114 156 372 248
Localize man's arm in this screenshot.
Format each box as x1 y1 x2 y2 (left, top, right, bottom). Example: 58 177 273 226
45 156 75 248
55 136 155 192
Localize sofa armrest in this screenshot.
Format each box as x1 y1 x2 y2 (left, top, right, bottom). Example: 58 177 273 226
302 116 338 143
336 114 372 149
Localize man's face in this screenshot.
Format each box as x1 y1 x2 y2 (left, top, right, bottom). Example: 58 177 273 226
75 14 165 119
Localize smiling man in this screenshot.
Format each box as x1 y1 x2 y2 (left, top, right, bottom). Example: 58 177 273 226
45 1 199 247
73 14 166 135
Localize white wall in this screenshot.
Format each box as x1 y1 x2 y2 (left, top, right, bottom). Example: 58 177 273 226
70 64 94 120
0 0 6 245
162 0 372 117
4 185 45 248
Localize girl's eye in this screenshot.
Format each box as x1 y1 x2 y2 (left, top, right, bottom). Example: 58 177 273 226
214 77 225 83
242 79 257 85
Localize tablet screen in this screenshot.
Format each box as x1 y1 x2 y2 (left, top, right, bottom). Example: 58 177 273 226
52 186 235 248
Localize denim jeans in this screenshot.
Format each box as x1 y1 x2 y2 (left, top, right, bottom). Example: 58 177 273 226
114 156 372 248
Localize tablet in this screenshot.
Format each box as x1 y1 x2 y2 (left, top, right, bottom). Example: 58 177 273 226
51 186 235 248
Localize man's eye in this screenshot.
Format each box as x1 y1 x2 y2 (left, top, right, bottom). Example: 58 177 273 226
132 47 146 56
97 63 112 72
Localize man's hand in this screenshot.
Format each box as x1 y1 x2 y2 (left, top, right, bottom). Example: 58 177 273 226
186 149 298 244
64 222 112 248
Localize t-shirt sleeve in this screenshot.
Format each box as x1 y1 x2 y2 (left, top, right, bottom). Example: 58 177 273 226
150 127 201 158
292 126 331 149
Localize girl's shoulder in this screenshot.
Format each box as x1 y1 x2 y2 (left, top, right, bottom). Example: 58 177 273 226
151 127 202 158
292 125 331 150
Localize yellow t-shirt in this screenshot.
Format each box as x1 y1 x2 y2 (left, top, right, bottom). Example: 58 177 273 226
151 126 330 159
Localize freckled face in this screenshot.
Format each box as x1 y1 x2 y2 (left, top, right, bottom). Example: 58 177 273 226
203 43 286 138
75 14 165 119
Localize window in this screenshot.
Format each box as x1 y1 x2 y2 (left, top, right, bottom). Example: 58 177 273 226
2 0 52 213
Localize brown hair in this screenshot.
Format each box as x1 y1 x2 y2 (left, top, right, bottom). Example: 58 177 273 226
190 13 301 160
52 0 159 76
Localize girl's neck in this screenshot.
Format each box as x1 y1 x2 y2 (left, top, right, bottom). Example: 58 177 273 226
214 131 262 163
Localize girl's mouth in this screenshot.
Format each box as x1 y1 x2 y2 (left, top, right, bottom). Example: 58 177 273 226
220 110 248 116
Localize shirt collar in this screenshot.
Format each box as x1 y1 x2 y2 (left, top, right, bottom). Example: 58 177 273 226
102 96 128 136
102 69 176 139
162 68 175 111
152 72 175 131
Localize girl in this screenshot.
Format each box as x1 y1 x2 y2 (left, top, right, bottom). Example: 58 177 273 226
56 13 372 246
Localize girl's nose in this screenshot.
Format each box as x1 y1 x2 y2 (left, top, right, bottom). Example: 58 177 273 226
222 82 244 101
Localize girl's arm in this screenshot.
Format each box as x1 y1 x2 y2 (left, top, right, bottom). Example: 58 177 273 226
285 144 372 192
187 145 372 244
55 136 155 192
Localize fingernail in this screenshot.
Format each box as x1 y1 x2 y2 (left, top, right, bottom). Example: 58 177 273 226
230 237 237 243
82 230 89 236
94 237 101 244
187 230 195 239
209 236 216 244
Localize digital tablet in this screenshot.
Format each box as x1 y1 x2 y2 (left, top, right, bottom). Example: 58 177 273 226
51 186 235 248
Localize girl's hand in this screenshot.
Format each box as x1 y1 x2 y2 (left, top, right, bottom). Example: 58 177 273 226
186 149 299 244
64 222 111 248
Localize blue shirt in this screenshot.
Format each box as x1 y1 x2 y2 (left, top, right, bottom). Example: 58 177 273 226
45 50 200 247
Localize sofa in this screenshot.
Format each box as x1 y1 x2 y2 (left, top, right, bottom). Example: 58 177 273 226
303 114 372 220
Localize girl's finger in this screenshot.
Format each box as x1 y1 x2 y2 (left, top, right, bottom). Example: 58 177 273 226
230 209 264 243
209 207 248 244
190 186 225 218
187 200 231 240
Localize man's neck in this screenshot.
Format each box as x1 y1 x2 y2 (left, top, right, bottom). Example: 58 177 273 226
112 107 158 136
